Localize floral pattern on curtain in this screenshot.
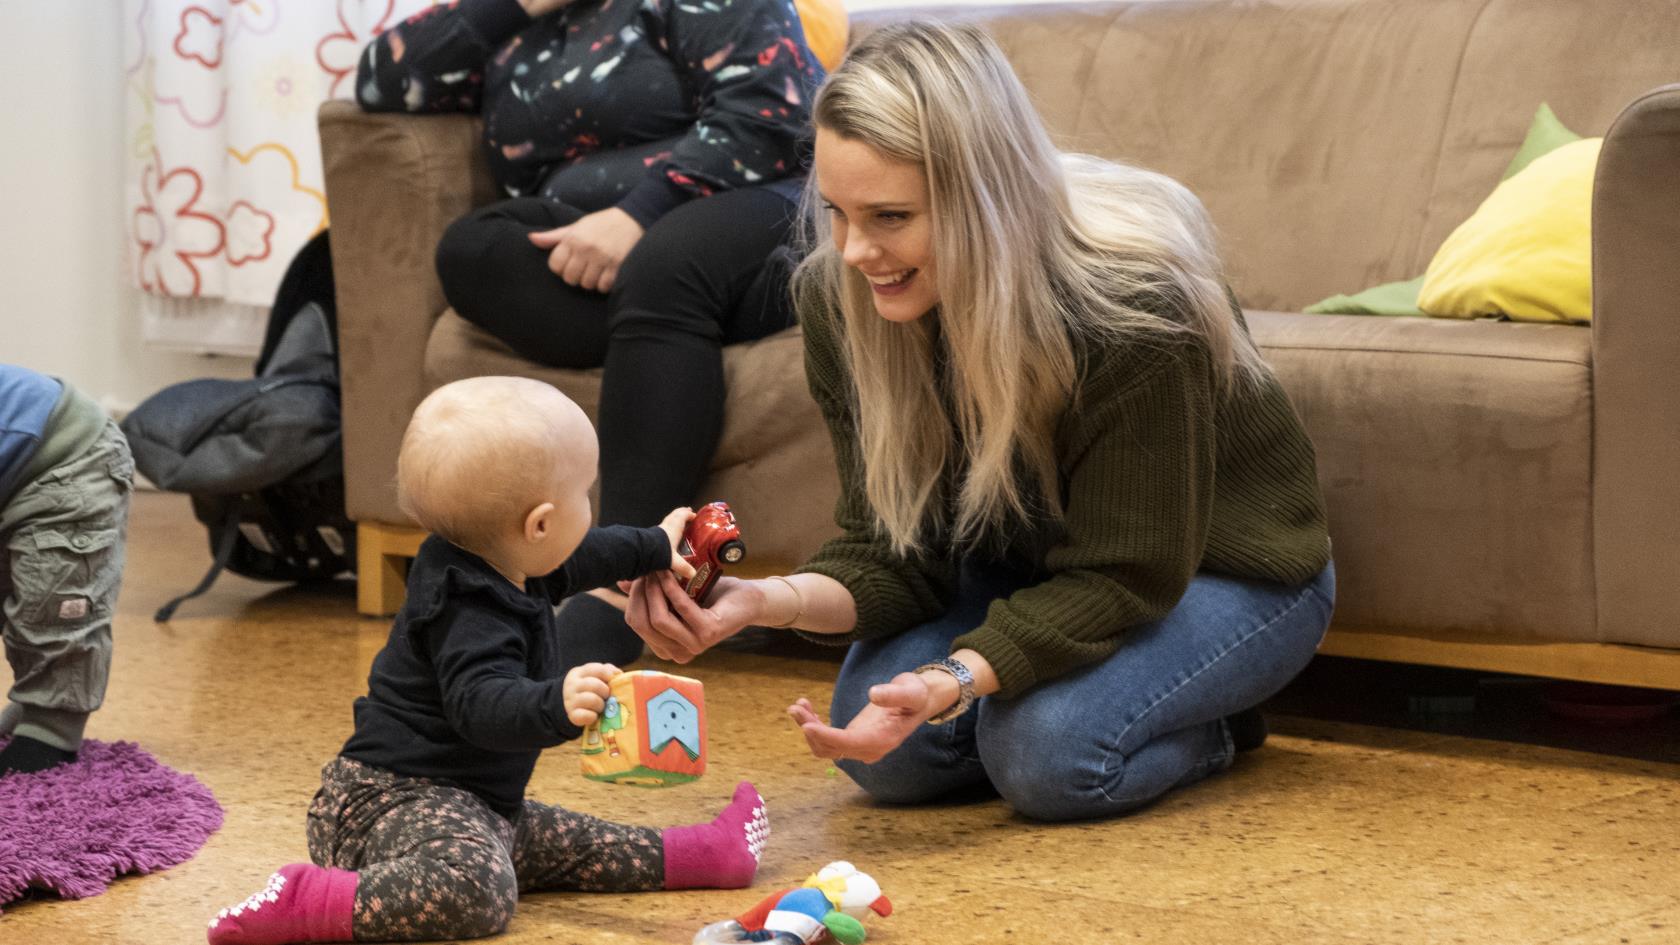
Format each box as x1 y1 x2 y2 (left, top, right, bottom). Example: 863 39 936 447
124 0 433 352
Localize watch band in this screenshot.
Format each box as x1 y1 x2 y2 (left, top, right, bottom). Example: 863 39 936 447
915 657 977 725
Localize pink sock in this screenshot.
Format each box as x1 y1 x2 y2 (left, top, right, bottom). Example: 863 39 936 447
662 781 769 890
206 863 357 945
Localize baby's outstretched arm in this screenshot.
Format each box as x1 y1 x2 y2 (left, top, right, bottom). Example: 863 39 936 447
539 513 695 602
563 662 620 727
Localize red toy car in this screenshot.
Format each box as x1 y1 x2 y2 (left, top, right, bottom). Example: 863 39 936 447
679 502 746 601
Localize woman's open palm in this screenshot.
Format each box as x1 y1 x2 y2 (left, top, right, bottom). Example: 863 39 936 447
786 672 938 763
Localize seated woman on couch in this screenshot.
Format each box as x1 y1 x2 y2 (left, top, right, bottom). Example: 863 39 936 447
357 0 829 665
619 20 1337 821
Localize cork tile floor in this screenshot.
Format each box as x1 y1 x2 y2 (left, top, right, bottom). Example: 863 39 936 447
2 492 1677 945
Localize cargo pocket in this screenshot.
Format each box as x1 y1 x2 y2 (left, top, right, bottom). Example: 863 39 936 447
17 526 121 626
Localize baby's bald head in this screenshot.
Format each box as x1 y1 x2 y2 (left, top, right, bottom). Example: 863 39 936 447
397 377 596 554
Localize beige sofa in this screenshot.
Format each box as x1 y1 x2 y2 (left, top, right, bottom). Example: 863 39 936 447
321 0 1680 689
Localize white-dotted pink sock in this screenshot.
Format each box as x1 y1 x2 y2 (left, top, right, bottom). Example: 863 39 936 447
663 781 770 890
206 863 357 945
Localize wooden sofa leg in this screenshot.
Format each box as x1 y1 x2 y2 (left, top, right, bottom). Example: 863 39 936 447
356 522 428 617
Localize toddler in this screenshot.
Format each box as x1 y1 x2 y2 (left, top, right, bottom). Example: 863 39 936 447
208 377 768 945
0 364 133 778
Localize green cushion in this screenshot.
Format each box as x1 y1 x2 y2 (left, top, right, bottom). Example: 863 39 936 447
1502 103 1583 181
1303 104 1582 316
1303 276 1427 316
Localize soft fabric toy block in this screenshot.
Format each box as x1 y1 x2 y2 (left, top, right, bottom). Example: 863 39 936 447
693 861 893 945
580 670 706 786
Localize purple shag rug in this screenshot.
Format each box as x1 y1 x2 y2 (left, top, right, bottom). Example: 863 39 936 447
0 737 223 912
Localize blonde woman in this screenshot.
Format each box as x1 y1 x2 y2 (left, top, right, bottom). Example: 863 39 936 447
623 21 1335 821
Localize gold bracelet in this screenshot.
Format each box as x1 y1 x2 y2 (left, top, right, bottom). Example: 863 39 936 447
768 575 806 628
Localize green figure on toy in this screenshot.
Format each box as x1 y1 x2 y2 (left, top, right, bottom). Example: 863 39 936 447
580 696 626 755
600 696 627 756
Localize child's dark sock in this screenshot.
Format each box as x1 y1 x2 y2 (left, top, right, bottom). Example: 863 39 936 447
206 863 357 945
662 781 770 890
0 735 78 777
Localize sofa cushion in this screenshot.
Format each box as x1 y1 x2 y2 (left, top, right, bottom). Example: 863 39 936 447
1501 102 1583 181
1248 310 1595 642
1418 138 1598 324
1303 275 1425 318
424 311 842 567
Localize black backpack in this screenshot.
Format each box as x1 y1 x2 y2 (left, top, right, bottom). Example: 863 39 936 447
122 231 356 620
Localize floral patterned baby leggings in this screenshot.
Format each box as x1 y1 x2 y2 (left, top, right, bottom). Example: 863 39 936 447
306 756 665 941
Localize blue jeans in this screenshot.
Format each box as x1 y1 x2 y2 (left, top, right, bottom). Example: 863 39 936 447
831 560 1335 821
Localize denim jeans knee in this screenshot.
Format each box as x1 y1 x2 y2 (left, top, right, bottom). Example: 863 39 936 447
976 564 1335 821
972 697 1103 821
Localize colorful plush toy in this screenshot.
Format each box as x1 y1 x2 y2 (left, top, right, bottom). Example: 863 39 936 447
693 861 893 945
579 670 706 786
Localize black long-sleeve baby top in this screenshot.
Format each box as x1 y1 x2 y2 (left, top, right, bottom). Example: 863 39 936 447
340 526 670 818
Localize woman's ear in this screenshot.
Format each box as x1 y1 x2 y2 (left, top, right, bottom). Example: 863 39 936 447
523 502 557 543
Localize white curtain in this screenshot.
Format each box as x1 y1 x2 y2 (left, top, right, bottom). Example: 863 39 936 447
124 0 434 354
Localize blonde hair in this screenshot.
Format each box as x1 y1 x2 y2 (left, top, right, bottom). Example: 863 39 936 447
794 20 1267 556
396 377 592 554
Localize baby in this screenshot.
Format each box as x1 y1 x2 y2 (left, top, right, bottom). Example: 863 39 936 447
208 377 768 945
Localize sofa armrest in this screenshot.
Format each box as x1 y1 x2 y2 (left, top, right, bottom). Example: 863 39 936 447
1591 84 1680 648
318 100 495 525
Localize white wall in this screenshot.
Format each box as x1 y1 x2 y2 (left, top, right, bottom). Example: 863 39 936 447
0 1 252 415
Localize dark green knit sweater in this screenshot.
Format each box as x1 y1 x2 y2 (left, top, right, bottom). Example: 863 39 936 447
793 300 1332 698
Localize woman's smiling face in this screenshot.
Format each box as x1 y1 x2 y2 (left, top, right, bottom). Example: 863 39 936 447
815 127 938 323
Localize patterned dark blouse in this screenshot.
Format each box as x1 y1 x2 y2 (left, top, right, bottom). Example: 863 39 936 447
357 0 823 227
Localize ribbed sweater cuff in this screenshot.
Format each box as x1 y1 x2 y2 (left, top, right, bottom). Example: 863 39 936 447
462 0 532 46
790 559 908 646
951 624 1037 700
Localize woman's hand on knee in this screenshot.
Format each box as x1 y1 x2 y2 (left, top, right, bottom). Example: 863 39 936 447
528 207 644 293
620 573 762 663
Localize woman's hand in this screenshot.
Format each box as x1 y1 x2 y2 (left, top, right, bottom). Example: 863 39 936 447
562 662 620 728
619 573 767 663
785 670 957 763
528 207 644 293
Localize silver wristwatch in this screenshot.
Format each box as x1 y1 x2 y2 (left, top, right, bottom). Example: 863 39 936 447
916 657 977 725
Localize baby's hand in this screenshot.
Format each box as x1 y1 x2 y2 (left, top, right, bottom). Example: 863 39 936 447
563 662 621 728
659 507 698 580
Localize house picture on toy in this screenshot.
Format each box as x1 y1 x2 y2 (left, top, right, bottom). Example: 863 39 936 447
581 670 708 786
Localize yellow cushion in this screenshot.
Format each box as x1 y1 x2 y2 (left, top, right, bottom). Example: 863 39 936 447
795 0 849 73
1418 137 1601 324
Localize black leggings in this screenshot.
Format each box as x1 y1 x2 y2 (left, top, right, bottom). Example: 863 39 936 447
434 188 798 663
